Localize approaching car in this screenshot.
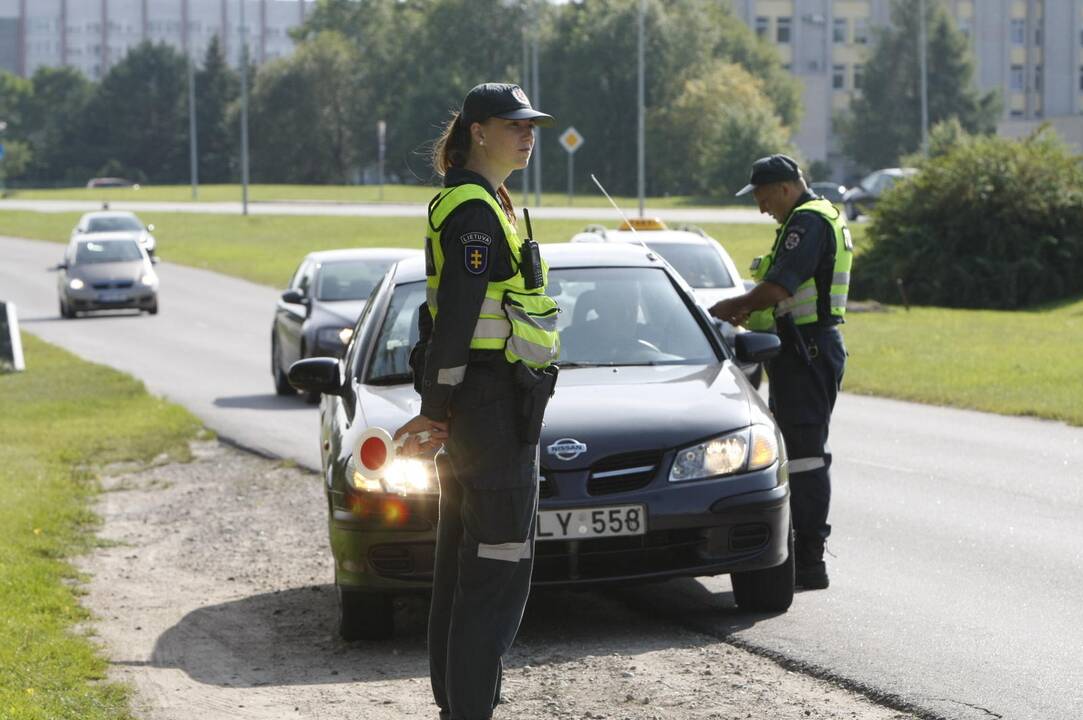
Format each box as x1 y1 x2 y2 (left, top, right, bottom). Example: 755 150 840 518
56 236 159 317
85 177 134 189
571 219 762 387
71 210 157 256
809 181 846 204
289 243 793 641
842 167 917 220
272 248 421 398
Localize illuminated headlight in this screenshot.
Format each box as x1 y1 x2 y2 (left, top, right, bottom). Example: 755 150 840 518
69 278 85 290
348 456 436 495
318 326 353 346
669 424 778 482
140 273 157 287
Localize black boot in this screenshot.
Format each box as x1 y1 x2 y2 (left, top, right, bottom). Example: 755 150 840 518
795 538 829 590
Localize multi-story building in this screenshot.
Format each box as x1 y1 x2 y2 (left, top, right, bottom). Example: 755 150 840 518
0 0 315 81
728 0 1083 178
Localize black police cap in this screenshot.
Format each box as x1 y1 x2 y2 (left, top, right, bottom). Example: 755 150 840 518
461 83 555 128
735 154 802 196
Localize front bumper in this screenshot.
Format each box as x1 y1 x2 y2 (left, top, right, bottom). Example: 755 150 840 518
328 464 789 592
64 286 156 312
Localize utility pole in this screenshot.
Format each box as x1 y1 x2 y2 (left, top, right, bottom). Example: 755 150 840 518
637 0 646 217
188 53 199 199
531 28 541 208
521 22 529 207
918 0 928 155
239 0 250 215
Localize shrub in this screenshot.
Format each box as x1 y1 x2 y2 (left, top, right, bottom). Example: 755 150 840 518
852 125 1083 309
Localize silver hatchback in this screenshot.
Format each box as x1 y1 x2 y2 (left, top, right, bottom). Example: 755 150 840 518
56 236 159 318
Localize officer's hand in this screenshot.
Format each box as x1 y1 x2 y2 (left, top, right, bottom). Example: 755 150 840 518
709 299 746 327
394 414 448 457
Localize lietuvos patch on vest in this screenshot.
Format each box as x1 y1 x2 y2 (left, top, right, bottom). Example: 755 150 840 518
784 232 801 250
460 232 492 245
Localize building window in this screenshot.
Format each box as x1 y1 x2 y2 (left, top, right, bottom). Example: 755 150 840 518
755 16 769 39
777 17 792 43
1010 19 1025 45
1010 64 1024 91
833 18 847 44
853 64 864 90
1010 108 1024 117
833 64 846 90
1035 26 1042 46
1035 64 1042 91
782 63 792 72
1079 66 1083 92
854 18 868 44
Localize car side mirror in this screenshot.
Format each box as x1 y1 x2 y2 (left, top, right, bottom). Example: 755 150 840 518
288 357 343 396
734 332 781 364
54 262 67 271
146 224 155 232
281 289 308 305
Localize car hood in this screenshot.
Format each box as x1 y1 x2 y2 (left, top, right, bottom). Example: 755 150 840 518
71 260 145 282
356 363 754 470
312 300 366 326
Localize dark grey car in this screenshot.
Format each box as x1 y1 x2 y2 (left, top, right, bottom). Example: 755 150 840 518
56 235 159 318
290 243 795 641
271 248 420 397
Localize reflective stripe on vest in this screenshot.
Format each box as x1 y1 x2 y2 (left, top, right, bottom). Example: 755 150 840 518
425 184 560 367
749 197 853 328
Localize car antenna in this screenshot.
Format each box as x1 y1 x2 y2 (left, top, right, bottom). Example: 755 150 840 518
590 173 651 254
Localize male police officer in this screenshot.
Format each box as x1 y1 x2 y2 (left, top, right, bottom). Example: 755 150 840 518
709 154 852 590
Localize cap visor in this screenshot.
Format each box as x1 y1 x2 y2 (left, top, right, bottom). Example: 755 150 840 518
496 108 555 127
735 184 755 197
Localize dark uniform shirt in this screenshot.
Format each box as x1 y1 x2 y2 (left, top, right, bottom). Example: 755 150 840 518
417 168 516 422
763 190 843 326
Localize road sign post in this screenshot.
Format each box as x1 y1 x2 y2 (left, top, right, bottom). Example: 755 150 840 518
0 301 25 372
558 127 584 205
377 120 387 201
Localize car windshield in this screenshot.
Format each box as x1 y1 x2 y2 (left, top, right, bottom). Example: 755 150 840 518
316 259 396 301
75 240 143 264
644 243 734 289
366 267 717 383
86 216 143 232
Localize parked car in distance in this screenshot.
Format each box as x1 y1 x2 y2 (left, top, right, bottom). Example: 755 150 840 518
71 210 157 255
86 177 135 189
809 181 847 204
842 167 917 220
56 236 159 318
289 243 792 641
570 218 762 387
272 248 421 398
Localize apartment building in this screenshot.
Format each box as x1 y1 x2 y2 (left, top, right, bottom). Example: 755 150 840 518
728 0 1083 176
0 0 315 81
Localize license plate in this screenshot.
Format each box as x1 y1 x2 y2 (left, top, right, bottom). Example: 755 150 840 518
98 290 128 303
537 505 646 540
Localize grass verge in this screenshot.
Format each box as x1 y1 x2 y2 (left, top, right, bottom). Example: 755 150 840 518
0 334 203 720
2 208 1080 426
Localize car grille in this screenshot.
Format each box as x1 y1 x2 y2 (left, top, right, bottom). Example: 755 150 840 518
91 280 134 289
587 450 661 496
539 474 556 498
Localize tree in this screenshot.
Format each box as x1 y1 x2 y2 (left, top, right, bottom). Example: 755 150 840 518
81 42 189 183
20 67 93 184
652 61 796 199
839 0 999 172
195 35 239 183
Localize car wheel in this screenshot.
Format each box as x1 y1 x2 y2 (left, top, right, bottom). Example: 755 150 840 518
338 587 394 641
147 300 159 315
59 298 76 319
731 529 794 612
271 336 296 396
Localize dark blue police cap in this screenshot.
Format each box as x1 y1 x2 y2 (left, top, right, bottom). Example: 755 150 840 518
735 154 802 196
462 83 555 128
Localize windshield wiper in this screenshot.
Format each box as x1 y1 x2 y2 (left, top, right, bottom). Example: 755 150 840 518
366 373 414 386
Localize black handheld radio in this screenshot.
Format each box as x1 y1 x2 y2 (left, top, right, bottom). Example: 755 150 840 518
520 208 544 290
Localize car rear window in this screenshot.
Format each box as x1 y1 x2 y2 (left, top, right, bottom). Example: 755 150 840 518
644 243 734 289
75 240 143 264
317 259 397 301
86 216 143 232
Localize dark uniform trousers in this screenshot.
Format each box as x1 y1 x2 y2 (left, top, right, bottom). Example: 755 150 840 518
766 325 846 568
429 360 539 720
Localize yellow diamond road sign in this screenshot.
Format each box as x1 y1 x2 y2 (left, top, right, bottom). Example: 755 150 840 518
559 126 584 154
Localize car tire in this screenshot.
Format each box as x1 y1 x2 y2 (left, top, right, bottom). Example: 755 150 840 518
338 587 394 641
731 529 795 613
59 298 76 319
271 336 296 396
147 300 159 315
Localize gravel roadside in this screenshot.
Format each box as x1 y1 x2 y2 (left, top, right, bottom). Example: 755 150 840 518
75 440 917 720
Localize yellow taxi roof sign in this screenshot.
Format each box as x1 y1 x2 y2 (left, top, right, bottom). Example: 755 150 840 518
618 217 667 231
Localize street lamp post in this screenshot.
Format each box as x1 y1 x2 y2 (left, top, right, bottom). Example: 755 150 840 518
919 0 929 154
637 0 646 217
239 0 251 216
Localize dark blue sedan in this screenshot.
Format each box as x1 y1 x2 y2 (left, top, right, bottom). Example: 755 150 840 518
290 243 794 640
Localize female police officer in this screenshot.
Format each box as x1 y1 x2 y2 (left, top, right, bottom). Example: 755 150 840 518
394 83 559 720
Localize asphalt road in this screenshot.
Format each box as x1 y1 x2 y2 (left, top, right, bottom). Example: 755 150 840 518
0 197 775 223
2 233 1080 720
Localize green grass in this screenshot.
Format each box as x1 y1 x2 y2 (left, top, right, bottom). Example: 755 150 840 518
0 335 203 720
3 207 1080 425
5 182 741 209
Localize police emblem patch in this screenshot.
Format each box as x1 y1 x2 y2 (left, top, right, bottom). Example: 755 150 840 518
511 87 530 105
464 243 489 275
784 232 801 251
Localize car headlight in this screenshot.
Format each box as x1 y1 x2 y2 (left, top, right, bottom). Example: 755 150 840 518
318 326 353 347
348 456 436 495
669 424 778 482
69 278 85 290
140 274 156 287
